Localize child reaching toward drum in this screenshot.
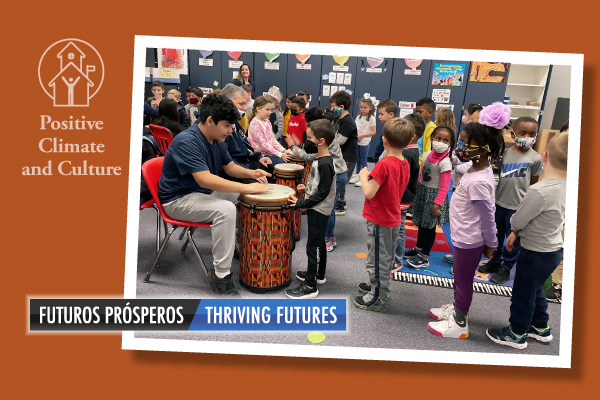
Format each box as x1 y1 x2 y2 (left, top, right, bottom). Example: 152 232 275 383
286 119 337 298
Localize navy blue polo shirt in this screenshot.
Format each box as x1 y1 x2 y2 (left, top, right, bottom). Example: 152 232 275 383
158 123 233 204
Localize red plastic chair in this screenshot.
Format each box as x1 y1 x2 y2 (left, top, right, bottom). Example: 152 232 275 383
141 157 211 283
149 124 174 155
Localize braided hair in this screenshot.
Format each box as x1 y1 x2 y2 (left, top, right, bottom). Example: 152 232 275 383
462 122 505 164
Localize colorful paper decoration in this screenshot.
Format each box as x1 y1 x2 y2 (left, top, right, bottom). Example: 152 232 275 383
405 59 423 71
367 57 384 68
295 54 311 64
333 55 349 67
199 50 213 59
265 53 280 62
227 51 242 61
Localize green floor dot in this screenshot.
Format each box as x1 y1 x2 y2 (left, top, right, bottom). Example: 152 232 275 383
308 331 326 344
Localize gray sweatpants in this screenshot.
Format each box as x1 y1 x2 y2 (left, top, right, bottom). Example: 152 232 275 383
163 191 239 276
363 220 400 307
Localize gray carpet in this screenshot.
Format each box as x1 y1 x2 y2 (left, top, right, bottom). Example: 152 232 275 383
134 169 561 357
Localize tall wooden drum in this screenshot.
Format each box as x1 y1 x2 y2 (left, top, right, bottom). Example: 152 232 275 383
239 184 295 293
289 155 312 188
274 163 304 241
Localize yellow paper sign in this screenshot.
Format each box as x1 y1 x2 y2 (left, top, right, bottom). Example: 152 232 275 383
333 55 349 67
159 69 173 78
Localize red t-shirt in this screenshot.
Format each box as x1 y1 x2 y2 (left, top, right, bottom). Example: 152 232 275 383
362 156 410 227
287 113 306 144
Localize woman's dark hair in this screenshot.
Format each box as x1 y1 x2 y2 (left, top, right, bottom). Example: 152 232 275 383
284 93 296 115
430 125 456 160
305 106 336 123
197 93 240 125
462 122 505 162
467 103 484 115
154 98 180 127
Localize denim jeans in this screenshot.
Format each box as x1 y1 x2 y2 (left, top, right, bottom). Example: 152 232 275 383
325 172 348 240
493 204 520 271
337 161 356 208
509 248 563 335
394 209 408 263
356 144 370 173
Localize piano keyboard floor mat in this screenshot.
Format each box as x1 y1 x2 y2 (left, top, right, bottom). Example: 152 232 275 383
392 253 518 296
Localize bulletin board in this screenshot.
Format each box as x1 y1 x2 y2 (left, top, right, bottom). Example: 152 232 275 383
286 54 322 108
389 58 433 118
427 60 471 131
253 52 288 109
319 56 358 109
351 57 394 158
188 50 222 97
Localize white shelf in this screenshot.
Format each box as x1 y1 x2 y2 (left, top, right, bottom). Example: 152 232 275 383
508 105 541 110
506 83 545 87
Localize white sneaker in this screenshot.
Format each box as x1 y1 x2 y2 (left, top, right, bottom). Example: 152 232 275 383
428 315 469 339
354 180 362 187
429 304 454 321
349 174 359 184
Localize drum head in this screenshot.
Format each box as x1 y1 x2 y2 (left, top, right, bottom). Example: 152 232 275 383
274 163 304 175
240 184 295 206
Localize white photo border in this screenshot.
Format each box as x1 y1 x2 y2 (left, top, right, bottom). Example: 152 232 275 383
124 36 583 368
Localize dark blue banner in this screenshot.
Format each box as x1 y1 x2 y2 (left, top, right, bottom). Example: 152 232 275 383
189 299 347 331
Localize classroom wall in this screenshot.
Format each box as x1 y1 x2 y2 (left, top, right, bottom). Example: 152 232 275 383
540 65 571 131
146 48 523 126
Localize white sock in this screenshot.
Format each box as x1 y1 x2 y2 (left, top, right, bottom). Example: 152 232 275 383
215 270 229 279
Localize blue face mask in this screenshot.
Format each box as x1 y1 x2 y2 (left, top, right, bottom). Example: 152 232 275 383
333 108 342 117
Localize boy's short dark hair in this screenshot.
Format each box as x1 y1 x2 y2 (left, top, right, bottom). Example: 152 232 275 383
547 131 568 170
329 91 352 110
404 113 426 139
150 80 165 90
416 97 435 112
241 84 253 94
197 93 239 125
383 118 415 149
297 90 310 99
305 106 336 123
291 97 306 109
377 99 398 115
308 119 335 146
187 87 203 98
513 116 538 131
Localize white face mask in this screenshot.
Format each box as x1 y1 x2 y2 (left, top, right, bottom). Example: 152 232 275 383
432 141 449 154
237 109 246 118
462 115 470 124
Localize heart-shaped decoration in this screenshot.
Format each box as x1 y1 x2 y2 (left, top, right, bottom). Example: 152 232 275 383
227 51 242 61
265 53 280 62
295 54 311 64
333 55 349 66
405 58 423 70
367 57 384 69
199 50 213 59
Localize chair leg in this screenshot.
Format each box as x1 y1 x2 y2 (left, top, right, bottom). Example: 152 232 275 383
144 225 178 283
180 227 195 253
186 229 210 277
153 205 161 255
178 227 189 241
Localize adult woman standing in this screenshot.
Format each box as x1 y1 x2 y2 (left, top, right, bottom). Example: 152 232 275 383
231 63 256 94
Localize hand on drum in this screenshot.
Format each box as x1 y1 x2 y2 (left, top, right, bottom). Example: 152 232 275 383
296 184 306 193
252 169 271 184
244 183 272 194
258 157 272 168
288 194 298 207
281 152 291 162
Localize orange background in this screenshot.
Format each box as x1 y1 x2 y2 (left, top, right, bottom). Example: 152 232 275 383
4 1 597 397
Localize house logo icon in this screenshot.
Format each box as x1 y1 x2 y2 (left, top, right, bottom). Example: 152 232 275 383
38 39 104 107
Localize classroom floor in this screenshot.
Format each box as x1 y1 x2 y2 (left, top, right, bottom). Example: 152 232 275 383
134 168 561 358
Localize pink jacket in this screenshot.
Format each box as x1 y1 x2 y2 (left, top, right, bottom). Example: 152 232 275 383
248 118 286 158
